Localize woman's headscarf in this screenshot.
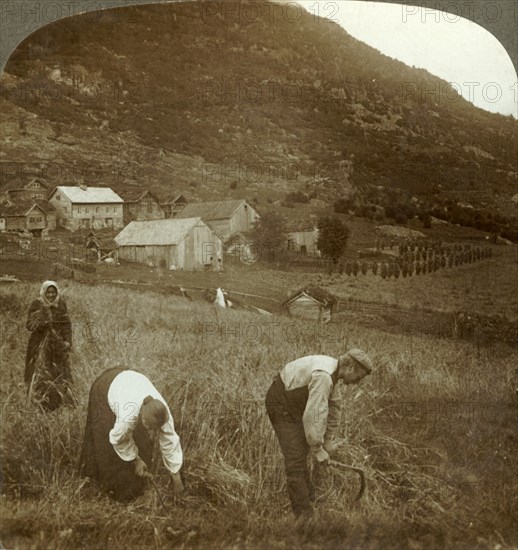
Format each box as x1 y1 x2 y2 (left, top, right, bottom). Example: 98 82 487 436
39 280 60 307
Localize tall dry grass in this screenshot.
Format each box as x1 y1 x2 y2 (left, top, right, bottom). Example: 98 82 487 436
1 281 517 549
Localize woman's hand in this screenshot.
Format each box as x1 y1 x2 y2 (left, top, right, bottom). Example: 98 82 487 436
134 456 152 478
170 472 184 495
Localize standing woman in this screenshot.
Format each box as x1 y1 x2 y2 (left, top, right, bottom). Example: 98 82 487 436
25 280 73 411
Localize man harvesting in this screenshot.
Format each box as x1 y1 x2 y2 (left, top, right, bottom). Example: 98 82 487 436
265 349 373 517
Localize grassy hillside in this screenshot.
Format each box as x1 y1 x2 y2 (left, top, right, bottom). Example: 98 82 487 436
1 230 516 320
1 282 517 549
1 1 517 216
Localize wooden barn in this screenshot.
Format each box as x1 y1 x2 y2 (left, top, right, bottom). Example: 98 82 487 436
115 217 223 271
284 287 336 322
0 202 48 236
177 199 260 241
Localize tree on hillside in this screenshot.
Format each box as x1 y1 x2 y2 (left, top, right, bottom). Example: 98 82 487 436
317 216 350 266
250 211 287 256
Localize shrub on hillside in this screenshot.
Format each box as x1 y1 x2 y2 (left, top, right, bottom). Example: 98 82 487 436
285 191 309 204
334 197 353 214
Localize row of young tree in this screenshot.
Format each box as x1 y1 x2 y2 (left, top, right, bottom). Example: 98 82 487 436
341 244 493 279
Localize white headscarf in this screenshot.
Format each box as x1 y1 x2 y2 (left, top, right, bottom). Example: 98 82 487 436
39 280 60 308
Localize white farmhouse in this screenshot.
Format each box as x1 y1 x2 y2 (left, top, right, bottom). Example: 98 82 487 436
48 185 124 230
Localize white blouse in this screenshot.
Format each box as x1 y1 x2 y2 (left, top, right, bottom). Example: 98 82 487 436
107 370 183 474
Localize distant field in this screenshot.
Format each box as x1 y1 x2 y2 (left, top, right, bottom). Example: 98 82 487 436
1 282 517 549
327 247 518 320
1 240 516 321
227 246 518 321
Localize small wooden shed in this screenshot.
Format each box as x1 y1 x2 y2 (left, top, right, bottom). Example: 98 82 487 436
284 287 336 322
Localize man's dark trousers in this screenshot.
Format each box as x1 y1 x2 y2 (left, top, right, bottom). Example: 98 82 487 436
266 375 314 516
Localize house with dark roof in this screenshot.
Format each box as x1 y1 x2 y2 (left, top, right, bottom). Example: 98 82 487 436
2 194 57 231
116 188 165 224
284 287 336 322
160 193 188 218
5 178 50 203
48 185 124 230
115 217 223 270
0 201 48 235
177 199 260 241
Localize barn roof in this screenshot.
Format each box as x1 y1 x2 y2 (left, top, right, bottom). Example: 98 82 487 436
161 193 187 205
34 199 56 213
115 217 212 246
226 232 253 244
284 286 336 307
52 186 123 204
287 225 318 233
25 177 51 189
177 199 254 220
0 201 46 217
116 188 161 203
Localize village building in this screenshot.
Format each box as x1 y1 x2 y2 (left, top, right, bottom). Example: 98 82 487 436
161 193 188 218
33 200 57 230
286 225 320 256
5 177 51 202
3 193 57 232
0 202 49 236
117 188 165 224
115 217 223 271
284 287 336 323
177 199 260 241
48 185 124 230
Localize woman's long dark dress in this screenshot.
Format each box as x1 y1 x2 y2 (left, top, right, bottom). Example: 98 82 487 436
79 367 153 502
24 298 73 411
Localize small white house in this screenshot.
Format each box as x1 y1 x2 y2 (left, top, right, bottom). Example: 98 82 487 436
287 226 320 256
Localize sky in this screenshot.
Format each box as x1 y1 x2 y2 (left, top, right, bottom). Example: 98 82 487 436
296 1 517 117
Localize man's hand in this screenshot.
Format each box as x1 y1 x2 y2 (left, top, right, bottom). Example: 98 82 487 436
170 472 184 495
313 448 330 465
134 456 152 478
324 437 346 453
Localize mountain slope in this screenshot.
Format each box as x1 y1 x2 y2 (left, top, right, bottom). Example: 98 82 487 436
1 1 517 213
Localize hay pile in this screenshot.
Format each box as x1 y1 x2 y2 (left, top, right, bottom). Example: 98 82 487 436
185 454 254 507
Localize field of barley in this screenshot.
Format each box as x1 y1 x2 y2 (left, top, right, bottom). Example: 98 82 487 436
1 281 517 549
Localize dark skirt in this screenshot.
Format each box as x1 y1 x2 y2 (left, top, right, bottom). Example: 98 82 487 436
25 331 73 412
79 367 153 501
